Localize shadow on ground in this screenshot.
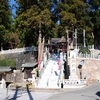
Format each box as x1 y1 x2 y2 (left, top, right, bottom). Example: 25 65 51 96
96 91 100 97
8 85 34 100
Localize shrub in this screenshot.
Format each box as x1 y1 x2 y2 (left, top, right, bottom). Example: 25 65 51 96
78 46 91 54
0 59 16 68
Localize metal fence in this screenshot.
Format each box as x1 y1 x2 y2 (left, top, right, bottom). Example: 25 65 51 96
68 44 100 59
77 53 100 59
73 45 94 50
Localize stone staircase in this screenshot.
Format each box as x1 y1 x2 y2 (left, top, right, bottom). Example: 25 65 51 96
37 60 60 88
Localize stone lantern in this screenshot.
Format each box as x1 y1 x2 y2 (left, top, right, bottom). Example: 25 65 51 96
31 69 36 86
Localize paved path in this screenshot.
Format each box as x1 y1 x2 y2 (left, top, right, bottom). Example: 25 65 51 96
0 87 81 100
46 83 100 100
0 83 100 100
0 88 54 100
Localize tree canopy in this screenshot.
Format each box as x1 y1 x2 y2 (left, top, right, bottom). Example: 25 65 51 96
88 0 100 48
0 0 100 49
0 0 12 50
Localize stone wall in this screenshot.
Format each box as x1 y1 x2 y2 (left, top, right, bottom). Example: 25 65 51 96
0 51 38 83
0 51 38 69
76 58 100 83
6 70 23 83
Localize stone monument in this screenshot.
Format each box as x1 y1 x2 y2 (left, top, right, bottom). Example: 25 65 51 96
69 50 78 80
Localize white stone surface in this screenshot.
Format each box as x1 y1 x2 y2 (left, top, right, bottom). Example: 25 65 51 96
69 50 78 80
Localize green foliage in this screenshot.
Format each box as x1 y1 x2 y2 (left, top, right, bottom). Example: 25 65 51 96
0 59 16 68
86 33 94 45
15 0 55 46
0 0 100 49
0 0 12 49
78 46 91 54
88 0 100 48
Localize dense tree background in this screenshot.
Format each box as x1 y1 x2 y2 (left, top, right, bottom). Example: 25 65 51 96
15 0 55 47
88 0 100 49
0 0 100 49
0 0 12 50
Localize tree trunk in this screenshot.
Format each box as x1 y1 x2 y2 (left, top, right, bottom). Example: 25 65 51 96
94 35 100 49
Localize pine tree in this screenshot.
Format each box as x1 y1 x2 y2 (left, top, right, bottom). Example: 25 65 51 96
0 0 12 50
88 0 100 49
15 0 54 46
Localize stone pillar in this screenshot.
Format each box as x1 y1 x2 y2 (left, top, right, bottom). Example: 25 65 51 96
13 70 17 83
69 50 78 80
1 73 6 88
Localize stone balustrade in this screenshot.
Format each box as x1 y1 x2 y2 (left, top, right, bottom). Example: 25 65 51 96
64 79 86 85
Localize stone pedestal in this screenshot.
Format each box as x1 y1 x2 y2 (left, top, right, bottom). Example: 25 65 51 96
69 50 78 80
69 75 78 80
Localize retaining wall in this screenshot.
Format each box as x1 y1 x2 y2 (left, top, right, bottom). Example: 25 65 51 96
76 58 100 83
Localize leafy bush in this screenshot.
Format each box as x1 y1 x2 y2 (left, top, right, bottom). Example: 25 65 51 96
0 59 16 68
78 46 91 54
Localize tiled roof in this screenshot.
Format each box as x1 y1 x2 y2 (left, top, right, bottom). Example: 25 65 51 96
57 36 66 43
0 67 11 73
51 36 66 44
21 62 38 68
50 38 60 44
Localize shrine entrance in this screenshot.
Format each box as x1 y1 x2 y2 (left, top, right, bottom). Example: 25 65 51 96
21 62 37 80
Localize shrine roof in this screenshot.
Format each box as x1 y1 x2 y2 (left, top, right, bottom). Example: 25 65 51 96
50 36 66 44
50 38 60 44
0 67 11 73
21 62 38 68
57 36 66 43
